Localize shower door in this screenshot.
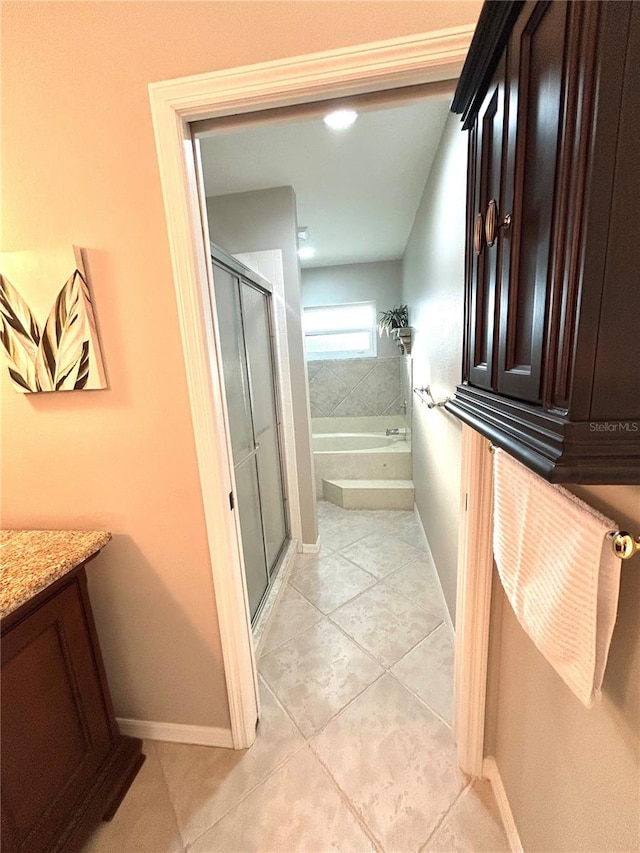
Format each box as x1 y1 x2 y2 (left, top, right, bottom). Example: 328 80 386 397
211 252 288 622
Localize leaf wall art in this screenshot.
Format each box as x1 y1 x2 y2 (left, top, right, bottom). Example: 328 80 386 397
0 246 107 392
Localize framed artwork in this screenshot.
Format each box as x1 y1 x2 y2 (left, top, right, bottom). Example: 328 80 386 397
0 246 107 392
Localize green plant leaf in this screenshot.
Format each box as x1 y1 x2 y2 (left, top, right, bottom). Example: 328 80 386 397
377 304 408 336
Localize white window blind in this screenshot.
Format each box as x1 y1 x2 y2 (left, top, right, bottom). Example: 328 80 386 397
303 302 377 360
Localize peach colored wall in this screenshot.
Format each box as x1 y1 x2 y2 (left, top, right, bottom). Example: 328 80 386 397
1 1 482 729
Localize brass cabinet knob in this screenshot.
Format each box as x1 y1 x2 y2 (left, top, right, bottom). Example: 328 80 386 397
485 201 511 247
485 199 498 247
474 213 484 255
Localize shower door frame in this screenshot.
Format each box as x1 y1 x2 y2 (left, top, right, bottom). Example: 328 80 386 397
148 27 476 751
209 246 291 624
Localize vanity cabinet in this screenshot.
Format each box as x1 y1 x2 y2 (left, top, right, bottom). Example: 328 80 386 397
449 0 640 483
1 543 144 853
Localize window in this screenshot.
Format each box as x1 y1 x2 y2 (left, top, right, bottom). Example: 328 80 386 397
303 301 377 360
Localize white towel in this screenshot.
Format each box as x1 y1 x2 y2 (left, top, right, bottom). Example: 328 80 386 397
492 448 621 707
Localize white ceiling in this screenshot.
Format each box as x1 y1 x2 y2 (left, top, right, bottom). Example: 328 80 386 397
199 96 452 269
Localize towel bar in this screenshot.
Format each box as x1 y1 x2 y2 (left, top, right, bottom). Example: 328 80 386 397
413 385 451 409
489 444 639 560
607 531 640 561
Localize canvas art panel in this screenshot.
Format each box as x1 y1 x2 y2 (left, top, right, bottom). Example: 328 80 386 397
0 246 107 392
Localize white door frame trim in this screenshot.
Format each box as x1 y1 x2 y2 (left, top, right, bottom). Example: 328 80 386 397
454 425 495 775
148 25 475 751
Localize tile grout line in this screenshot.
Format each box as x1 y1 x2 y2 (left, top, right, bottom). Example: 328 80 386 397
418 780 473 853
183 741 310 851
257 582 324 659
386 666 453 731
378 574 450 621
257 673 308 742
262 624 387 742
309 738 385 852
147 741 189 853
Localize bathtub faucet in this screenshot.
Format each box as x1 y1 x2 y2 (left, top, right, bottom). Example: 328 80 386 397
385 428 405 436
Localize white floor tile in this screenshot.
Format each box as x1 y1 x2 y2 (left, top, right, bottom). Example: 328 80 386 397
312 675 466 852
189 747 375 852
384 555 448 618
391 624 455 725
259 583 322 656
82 742 183 853
330 582 443 668
339 532 425 578
289 551 377 613
422 780 510 852
259 618 383 737
155 679 303 846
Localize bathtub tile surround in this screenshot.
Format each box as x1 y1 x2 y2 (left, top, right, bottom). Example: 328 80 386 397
307 356 403 417
311 415 411 499
82 505 508 853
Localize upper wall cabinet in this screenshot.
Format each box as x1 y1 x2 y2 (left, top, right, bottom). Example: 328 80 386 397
449 0 640 484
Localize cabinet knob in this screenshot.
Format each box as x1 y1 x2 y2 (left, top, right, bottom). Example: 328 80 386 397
485 200 498 247
474 213 484 255
485 202 512 246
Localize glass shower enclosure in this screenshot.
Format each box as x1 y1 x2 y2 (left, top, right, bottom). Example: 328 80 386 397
210 248 289 623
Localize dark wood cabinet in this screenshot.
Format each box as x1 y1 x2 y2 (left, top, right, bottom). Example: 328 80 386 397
449 0 640 483
1 562 144 853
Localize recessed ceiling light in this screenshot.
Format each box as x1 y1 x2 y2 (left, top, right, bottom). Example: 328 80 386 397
323 109 358 130
298 246 316 260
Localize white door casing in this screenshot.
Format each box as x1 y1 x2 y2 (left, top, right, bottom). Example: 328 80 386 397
148 26 476 750
454 425 494 776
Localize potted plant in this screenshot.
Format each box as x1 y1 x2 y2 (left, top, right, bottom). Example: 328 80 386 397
377 305 412 354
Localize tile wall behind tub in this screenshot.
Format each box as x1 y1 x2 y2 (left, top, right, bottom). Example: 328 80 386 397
307 356 403 417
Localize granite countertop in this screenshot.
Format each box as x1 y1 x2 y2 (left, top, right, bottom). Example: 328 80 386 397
0 530 112 619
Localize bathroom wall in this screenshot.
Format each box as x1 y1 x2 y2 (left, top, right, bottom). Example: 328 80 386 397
302 260 402 359
486 483 640 852
401 114 467 621
2 0 481 732
207 187 317 545
302 261 404 419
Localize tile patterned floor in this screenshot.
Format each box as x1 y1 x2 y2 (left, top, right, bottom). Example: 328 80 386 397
83 504 509 853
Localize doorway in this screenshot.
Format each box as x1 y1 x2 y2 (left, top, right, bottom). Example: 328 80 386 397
147 27 483 756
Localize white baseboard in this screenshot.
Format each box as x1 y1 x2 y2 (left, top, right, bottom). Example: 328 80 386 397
301 537 321 554
482 757 524 853
413 505 455 633
117 718 234 748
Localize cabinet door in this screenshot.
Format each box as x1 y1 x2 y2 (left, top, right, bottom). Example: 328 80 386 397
496 0 568 403
467 59 506 390
1 577 113 853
